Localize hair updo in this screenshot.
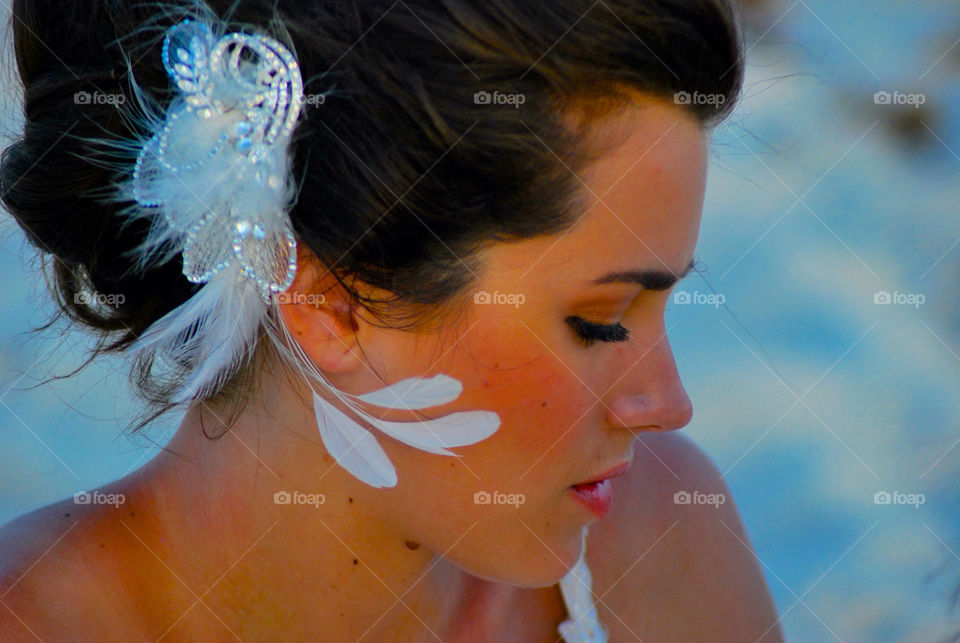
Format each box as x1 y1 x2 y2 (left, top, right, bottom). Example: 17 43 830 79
1 0 744 434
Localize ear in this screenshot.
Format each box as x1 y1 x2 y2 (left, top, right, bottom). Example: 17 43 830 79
276 244 365 375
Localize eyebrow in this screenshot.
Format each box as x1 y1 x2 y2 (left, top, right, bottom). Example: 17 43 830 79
591 258 697 290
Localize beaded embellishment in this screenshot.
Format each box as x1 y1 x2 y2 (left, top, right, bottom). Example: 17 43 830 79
557 526 610 642
131 18 303 303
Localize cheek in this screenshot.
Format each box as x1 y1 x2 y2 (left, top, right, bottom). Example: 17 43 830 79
458 334 598 488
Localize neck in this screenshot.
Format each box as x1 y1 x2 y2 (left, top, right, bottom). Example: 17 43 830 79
121 381 522 639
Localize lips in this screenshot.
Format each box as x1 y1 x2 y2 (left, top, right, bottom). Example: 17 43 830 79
568 460 631 520
569 479 614 519
572 460 631 487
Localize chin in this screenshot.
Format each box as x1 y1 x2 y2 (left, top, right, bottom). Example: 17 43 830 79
459 527 586 588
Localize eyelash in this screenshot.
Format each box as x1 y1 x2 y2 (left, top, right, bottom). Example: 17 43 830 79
565 315 631 347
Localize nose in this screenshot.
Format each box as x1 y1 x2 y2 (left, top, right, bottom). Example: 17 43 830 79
604 335 693 433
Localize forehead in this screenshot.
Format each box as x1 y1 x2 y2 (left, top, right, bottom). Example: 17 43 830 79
484 100 708 287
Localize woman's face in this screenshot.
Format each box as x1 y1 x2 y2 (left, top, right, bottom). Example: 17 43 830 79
291 98 706 587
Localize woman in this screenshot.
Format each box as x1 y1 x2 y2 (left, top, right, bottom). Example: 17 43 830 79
0 0 782 640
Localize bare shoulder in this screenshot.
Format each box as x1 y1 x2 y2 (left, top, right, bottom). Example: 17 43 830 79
0 497 138 640
586 432 784 642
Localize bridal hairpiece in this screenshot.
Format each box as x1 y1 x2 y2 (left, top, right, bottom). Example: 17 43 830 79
111 8 500 487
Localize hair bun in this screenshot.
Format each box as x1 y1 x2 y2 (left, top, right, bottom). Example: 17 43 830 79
1 0 197 343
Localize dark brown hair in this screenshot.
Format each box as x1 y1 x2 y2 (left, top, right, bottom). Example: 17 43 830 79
0 0 744 434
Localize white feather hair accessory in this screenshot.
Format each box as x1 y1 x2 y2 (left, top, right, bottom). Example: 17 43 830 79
117 16 302 404
115 11 500 488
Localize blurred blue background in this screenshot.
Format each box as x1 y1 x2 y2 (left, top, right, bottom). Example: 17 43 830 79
1 1 958 640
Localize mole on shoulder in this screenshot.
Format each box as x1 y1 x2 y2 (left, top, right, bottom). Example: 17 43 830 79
405 540 420 550
64 512 71 517
541 401 547 407
353 558 358 565
348 497 353 504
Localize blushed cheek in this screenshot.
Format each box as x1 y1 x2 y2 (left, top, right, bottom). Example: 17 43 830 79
463 341 598 485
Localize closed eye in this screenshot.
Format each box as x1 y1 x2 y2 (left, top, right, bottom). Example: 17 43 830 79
565 316 630 348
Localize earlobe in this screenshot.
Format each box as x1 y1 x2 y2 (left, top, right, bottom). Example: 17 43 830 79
276 249 365 375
